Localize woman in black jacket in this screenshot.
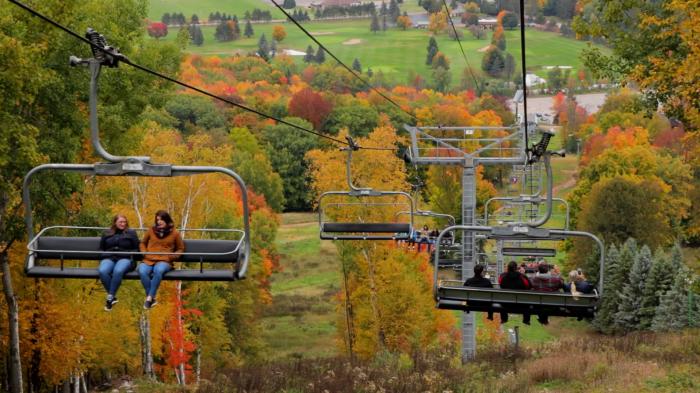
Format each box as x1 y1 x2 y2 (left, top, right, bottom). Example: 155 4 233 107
98 214 139 311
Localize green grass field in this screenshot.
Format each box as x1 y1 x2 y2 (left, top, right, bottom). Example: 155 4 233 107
152 18 606 83
148 0 284 21
262 212 341 358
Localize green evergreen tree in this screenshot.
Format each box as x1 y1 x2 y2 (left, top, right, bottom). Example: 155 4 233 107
370 12 381 33
651 266 694 331
304 45 315 63
352 58 362 73
614 244 652 332
593 244 621 333
389 0 401 22
191 14 199 24
481 47 506 77
639 248 676 329
257 33 270 61
426 36 439 65
244 20 254 38
382 15 387 31
189 23 204 46
315 47 326 63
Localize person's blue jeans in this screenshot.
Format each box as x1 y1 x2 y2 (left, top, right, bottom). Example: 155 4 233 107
98 258 133 296
138 262 172 298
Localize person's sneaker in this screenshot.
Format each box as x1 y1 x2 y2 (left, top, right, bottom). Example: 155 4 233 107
143 298 158 310
104 297 118 311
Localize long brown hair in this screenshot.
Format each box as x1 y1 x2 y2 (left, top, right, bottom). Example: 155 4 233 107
109 214 129 234
154 210 174 228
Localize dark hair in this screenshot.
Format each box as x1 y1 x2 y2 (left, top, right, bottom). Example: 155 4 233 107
154 210 174 228
473 264 485 277
538 262 550 274
507 260 518 272
109 214 128 234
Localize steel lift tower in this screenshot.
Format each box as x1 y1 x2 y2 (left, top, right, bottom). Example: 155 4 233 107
404 124 527 360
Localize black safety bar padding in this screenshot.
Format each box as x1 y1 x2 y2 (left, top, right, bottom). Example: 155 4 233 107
25 266 236 281
438 300 595 318
34 236 239 263
501 247 557 257
322 223 411 233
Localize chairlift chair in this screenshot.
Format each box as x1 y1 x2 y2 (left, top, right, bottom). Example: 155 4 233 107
23 38 250 281
318 137 415 240
432 225 604 320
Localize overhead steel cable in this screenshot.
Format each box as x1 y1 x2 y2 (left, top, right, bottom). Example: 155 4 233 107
519 0 530 153
269 0 418 123
440 0 482 96
7 0 399 151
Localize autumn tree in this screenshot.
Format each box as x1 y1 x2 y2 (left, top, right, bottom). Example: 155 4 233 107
0 2 183 390
148 22 169 39
307 127 459 359
396 14 412 30
491 25 506 50
288 88 333 130
428 10 448 34
272 25 287 42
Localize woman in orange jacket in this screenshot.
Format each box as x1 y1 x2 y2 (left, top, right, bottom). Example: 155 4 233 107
138 210 185 309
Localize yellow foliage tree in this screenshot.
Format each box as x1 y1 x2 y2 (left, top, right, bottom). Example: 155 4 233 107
308 126 458 360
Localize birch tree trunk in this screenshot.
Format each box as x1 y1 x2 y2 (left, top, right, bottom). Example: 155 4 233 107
341 256 355 361
175 281 186 385
79 374 87 393
361 246 386 349
195 347 201 385
139 313 154 379
1 250 23 393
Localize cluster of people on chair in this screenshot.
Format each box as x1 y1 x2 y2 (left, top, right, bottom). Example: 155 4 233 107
401 224 450 253
464 260 594 325
98 210 184 311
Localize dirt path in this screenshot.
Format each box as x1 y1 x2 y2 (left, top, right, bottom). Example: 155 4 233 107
553 169 577 196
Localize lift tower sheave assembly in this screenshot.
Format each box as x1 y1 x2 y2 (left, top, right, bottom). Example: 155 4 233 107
404 124 526 360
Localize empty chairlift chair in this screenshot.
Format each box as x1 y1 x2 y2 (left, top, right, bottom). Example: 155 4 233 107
318 137 415 240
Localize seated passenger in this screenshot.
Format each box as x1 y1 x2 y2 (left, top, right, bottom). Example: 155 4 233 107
98 214 139 311
530 262 564 325
530 263 564 292
464 264 494 320
564 269 595 295
417 225 430 252
139 210 185 310
498 261 532 325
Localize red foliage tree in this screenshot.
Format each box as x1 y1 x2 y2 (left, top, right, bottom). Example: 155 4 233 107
287 87 333 130
147 22 168 39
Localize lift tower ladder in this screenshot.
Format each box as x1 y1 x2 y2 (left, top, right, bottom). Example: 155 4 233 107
404 124 526 360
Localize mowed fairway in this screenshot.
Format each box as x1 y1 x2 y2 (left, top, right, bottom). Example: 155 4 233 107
152 18 606 82
262 213 341 358
148 0 284 21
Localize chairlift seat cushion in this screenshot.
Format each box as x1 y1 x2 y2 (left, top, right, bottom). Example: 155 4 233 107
34 236 239 263
25 266 237 281
322 223 411 234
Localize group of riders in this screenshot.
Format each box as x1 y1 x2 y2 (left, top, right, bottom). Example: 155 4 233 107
465 260 594 325
97 211 184 311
